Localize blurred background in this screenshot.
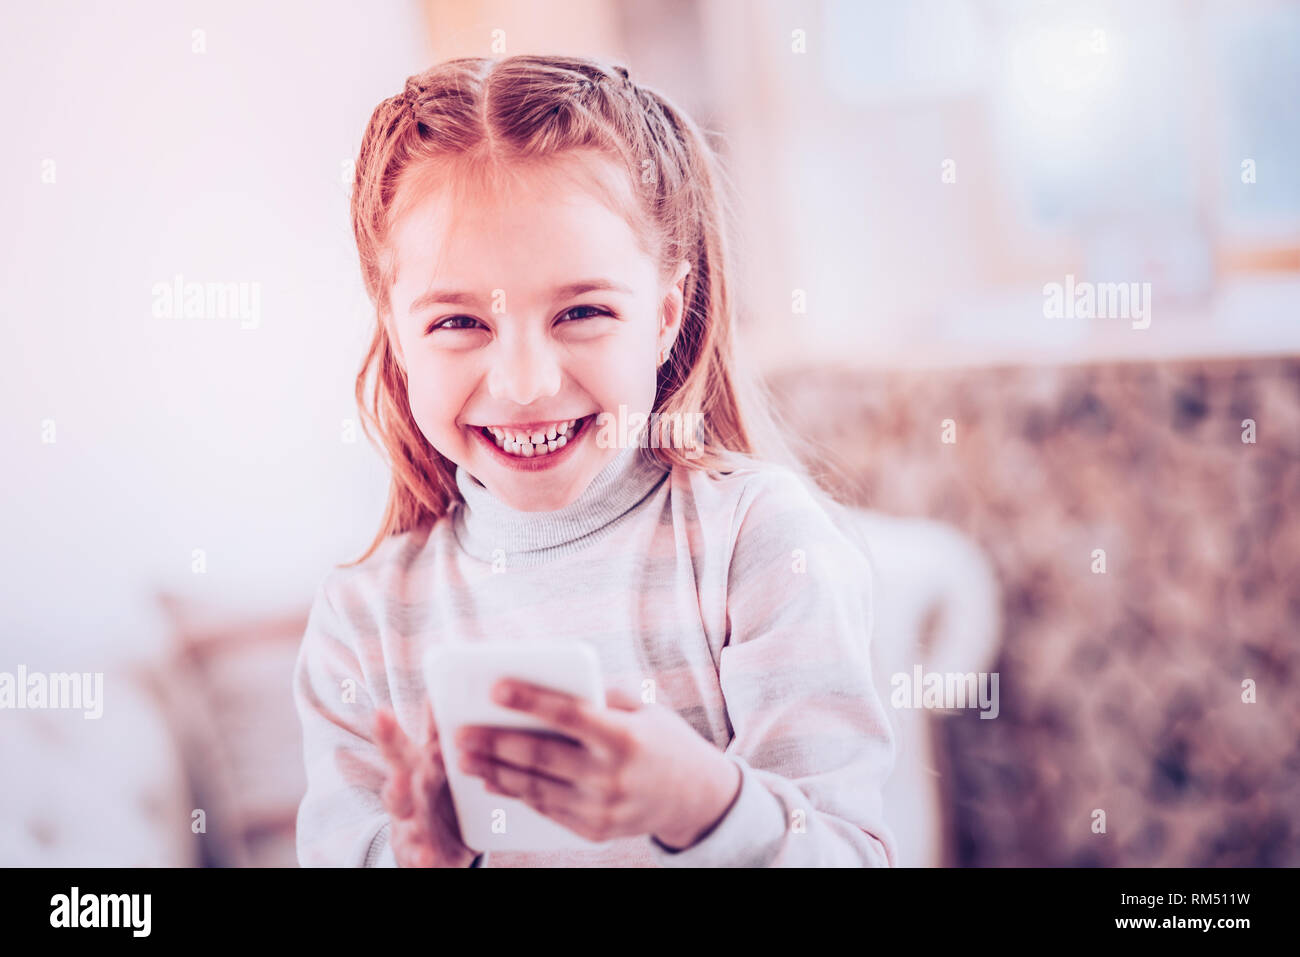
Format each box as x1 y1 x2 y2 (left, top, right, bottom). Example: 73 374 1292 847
2 0 1296 866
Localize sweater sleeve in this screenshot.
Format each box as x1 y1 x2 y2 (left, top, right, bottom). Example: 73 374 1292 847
650 470 898 867
292 573 399 868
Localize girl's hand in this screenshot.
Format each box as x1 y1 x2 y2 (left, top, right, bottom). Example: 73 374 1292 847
373 701 478 868
453 681 742 849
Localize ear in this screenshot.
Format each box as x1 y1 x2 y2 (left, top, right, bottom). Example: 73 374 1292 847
658 259 691 353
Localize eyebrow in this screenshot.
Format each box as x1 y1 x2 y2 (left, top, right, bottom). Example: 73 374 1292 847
408 279 633 314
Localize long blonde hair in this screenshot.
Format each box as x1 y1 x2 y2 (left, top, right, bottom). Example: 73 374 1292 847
343 54 863 568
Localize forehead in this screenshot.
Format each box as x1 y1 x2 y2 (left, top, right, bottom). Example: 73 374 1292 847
388 153 657 305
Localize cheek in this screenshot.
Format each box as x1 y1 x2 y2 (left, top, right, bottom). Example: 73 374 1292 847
585 335 658 389
575 354 655 412
403 364 462 442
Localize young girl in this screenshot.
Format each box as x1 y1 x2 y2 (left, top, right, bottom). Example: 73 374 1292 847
293 54 898 868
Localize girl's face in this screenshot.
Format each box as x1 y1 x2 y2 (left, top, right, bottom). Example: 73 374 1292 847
385 153 688 512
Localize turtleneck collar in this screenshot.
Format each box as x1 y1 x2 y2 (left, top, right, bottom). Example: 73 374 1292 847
452 440 671 566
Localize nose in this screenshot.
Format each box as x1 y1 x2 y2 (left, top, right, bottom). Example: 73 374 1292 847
486 332 562 406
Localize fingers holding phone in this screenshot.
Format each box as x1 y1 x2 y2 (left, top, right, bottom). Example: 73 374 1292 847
374 701 477 867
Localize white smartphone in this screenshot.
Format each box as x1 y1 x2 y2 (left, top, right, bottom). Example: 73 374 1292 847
423 639 608 853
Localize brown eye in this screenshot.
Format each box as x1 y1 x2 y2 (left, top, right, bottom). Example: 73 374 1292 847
559 305 613 323
429 315 483 333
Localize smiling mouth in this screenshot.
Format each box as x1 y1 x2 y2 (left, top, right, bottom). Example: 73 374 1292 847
476 414 595 458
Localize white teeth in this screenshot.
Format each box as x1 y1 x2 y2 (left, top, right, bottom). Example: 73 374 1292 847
485 416 583 457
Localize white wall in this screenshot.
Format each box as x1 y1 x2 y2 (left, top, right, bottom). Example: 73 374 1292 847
1 1 430 668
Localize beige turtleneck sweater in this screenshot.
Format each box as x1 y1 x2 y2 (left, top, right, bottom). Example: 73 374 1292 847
293 441 898 867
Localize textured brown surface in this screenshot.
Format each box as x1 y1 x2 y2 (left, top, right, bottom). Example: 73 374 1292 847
767 357 1300 866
